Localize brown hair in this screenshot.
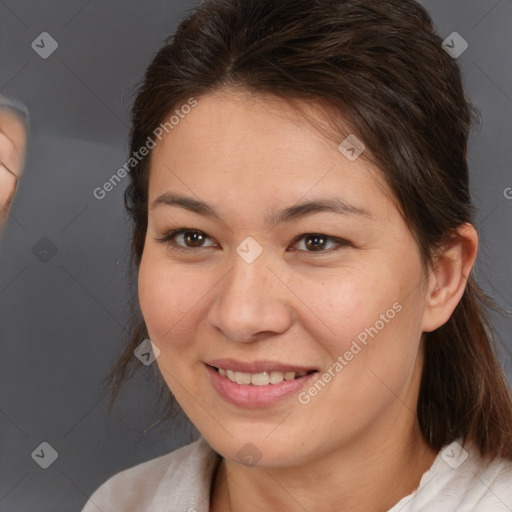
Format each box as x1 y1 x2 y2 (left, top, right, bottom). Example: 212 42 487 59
107 0 512 460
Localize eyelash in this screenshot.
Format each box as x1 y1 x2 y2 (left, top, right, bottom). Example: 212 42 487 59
155 228 351 254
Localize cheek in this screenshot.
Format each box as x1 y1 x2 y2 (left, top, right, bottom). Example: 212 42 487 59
302 268 399 353
304 255 425 371
137 250 207 347
302 270 425 421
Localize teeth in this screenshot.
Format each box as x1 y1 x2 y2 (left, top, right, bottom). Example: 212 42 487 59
269 371 284 384
217 368 311 385
235 371 251 385
251 372 270 386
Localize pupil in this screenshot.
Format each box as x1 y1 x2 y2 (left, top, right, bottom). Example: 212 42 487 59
306 235 325 251
186 232 204 247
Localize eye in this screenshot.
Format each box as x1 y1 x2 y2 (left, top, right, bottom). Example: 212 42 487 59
156 228 350 254
156 228 217 251
289 233 349 253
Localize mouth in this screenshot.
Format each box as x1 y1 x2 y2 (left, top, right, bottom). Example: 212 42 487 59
204 361 319 407
208 365 318 386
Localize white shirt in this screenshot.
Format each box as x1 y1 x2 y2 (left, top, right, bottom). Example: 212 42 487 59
81 437 512 511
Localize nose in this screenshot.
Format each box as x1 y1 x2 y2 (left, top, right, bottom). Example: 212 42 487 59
206 250 294 343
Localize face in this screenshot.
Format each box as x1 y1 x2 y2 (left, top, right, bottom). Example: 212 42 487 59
138 89 431 468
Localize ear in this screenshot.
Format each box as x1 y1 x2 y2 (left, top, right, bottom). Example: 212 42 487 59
421 223 479 333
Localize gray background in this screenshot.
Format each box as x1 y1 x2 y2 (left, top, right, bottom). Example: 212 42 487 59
0 0 511 510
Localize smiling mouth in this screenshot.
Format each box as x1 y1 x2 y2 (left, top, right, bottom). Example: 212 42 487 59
210 366 318 386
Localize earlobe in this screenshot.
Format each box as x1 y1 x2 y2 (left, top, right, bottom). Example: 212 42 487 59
421 223 478 333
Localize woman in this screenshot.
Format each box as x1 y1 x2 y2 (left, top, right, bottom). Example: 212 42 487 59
82 0 512 510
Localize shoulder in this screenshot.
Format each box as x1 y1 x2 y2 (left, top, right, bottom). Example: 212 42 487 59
441 441 512 509
81 437 220 512
390 439 512 511
464 452 512 509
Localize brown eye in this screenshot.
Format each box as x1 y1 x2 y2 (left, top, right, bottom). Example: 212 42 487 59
304 234 328 251
291 233 348 253
182 231 207 247
156 228 217 251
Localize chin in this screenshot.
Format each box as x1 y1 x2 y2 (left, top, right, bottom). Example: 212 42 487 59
199 425 317 469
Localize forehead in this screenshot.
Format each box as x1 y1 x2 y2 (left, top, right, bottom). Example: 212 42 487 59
147 90 395 220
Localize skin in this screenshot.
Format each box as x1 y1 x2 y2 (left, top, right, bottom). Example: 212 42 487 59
0 105 27 232
138 89 478 512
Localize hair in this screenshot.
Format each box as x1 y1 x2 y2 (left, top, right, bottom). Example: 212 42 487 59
106 0 512 461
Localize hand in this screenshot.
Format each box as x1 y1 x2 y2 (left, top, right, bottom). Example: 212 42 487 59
0 96 28 231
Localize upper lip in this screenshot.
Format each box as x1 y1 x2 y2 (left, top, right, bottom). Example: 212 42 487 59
205 359 318 374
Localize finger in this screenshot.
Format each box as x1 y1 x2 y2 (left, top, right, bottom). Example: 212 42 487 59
0 110 28 178
0 98 29 231
0 161 17 227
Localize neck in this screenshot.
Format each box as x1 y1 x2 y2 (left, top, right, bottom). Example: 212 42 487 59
210 416 437 512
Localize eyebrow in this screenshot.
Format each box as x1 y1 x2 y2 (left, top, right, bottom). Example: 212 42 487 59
151 192 373 224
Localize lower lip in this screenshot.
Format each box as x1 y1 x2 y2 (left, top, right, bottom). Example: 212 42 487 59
205 364 317 408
